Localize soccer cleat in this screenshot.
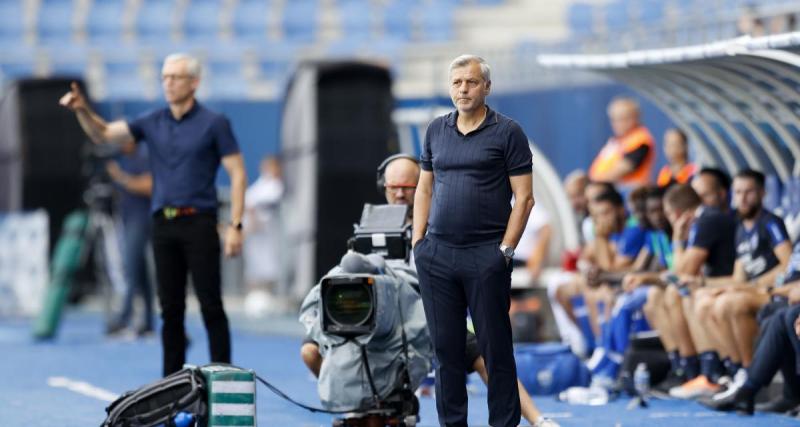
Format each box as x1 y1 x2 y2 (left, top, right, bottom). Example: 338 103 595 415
668 375 720 399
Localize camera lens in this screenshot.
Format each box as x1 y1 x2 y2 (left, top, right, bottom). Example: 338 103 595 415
324 282 373 327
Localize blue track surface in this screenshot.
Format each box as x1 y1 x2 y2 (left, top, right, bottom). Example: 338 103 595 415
3 311 800 426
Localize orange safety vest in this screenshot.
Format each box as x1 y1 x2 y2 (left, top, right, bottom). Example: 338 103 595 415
657 163 696 188
589 126 654 186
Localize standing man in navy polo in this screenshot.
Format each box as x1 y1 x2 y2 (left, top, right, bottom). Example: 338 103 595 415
412 54 535 427
59 53 247 376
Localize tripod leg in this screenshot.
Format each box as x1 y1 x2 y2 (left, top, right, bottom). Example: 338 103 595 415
33 210 89 339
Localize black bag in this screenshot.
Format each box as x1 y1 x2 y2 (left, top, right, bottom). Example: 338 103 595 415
100 368 208 427
619 333 670 394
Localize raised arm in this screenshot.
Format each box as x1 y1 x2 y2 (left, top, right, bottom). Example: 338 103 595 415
59 82 135 149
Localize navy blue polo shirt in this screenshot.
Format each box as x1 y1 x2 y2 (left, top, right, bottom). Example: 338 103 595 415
421 106 532 247
735 209 789 280
127 101 240 214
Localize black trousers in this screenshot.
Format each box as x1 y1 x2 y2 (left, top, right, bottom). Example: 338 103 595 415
152 213 231 376
414 237 520 427
748 304 800 398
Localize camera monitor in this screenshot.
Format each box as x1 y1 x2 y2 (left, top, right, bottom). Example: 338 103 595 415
351 204 411 261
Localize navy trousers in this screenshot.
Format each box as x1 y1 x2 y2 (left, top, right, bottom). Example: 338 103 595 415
414 237 520 427
748 304 800 398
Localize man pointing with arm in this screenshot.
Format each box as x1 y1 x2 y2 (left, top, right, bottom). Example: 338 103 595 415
60 53 247 376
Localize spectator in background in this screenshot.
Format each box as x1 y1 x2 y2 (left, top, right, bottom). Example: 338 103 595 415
589 97 655 190
770 12 797 34
661 184 737 399
581 180 616 244
514 201 552 283
243 156 285 316
692 167 731 213
105 144 155 337
564 170 589 246
657 128 696 188
737 5 766 37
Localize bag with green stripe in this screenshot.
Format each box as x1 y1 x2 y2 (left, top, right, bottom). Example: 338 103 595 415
100 368 208 427
198 364 256 427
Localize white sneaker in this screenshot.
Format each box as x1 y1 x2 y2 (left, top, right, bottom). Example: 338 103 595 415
712 368 748 402
534 416 561 427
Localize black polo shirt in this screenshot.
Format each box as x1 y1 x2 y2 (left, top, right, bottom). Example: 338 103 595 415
421 106 532 247
127 101 240 214
687 206 737 277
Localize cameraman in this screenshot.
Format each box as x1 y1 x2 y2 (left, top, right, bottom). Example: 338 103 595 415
299 154 555 426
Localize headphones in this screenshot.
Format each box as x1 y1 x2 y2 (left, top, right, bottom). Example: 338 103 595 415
376 153 419 194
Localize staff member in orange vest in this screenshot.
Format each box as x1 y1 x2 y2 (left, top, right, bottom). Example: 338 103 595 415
657 128 696 188
589 97 655 189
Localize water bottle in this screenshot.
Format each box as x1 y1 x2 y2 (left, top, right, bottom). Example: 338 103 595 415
634 363 650 398
557 386 609 405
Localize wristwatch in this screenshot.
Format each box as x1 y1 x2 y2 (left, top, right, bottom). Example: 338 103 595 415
499 244 514 259
230 221 243 231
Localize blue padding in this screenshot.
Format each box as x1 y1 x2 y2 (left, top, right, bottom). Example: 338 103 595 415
515 343 591 395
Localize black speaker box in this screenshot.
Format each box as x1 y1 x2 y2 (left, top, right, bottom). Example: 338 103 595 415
0 78 88 245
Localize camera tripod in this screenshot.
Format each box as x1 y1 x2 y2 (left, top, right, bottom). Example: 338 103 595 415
33 180 127 339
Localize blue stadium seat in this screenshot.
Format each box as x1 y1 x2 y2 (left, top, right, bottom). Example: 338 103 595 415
0 1 25 43
338 0 373 41
282 0 319 43
382 0 416 41
257 52 292 81
636 0 665 25
419 3 453 42
765 174 782 212
87 0 126 43
358 37 403 60
48 45 88 78
37 0 75 43
604 0 630 31
104 60 148 100
568 3 595 35
0 62 36 81
232 0 270 41
136 0 179 42
204 56 251 98
183 0 222 42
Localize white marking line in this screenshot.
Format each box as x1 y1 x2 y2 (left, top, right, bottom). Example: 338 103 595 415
648 411 727 418
542 412 573 419
47 376 119 402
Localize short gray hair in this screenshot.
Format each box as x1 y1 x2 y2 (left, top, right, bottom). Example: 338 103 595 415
163 53 202 78
449 54 491 82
